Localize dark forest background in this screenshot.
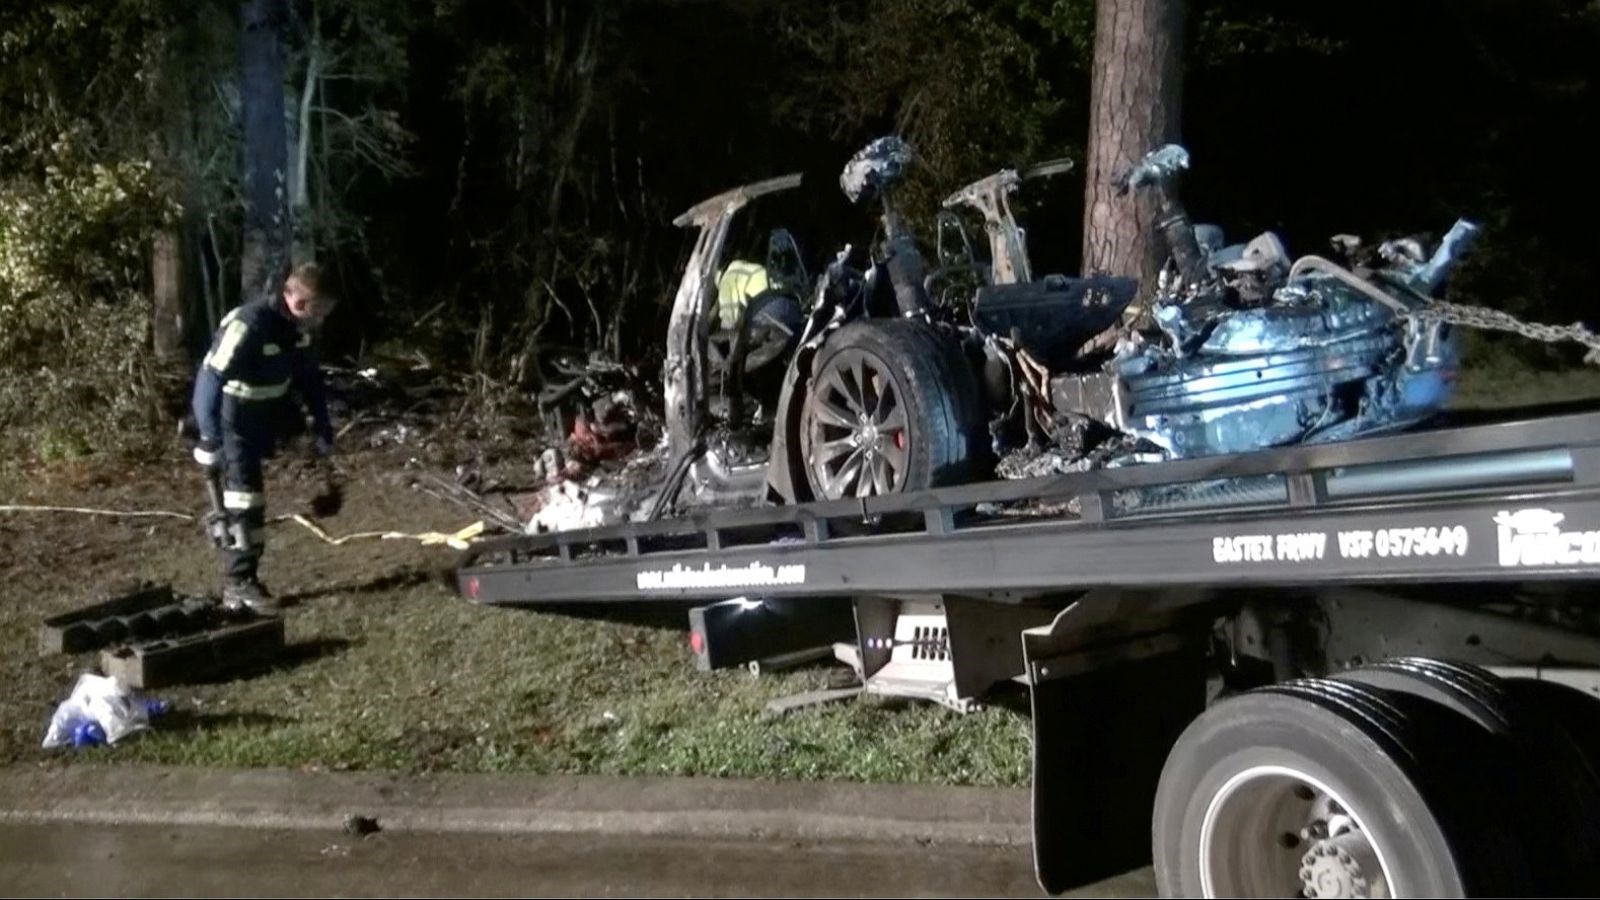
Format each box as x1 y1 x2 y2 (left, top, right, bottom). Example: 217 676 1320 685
2 0 1596 458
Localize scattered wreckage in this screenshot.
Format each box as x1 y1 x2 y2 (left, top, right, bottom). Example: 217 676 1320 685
519 139 1550 533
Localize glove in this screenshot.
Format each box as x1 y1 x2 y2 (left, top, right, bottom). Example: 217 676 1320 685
193 439 220 470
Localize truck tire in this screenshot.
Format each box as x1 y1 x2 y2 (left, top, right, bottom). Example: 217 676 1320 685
1332 657 1511 731
1334 658 1600 895
1505 676 1600 792
1504 676 1600 894
1153 679 1526 898
798 319 982 500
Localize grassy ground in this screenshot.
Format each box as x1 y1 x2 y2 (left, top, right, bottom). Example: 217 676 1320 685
1449 357 1600 410
0 447 1029 786
4 363 1597 785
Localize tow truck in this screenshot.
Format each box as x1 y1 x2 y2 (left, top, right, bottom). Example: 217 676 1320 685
456 142 1600 897
459 401 1600 898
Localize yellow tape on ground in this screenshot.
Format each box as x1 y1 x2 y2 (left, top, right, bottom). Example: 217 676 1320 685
282 515 485 550
0 503 489 551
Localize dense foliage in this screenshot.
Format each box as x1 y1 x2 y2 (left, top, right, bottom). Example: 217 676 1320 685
2 0 1597 457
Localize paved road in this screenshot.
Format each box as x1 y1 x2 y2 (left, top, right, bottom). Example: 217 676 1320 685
0 821 1155 898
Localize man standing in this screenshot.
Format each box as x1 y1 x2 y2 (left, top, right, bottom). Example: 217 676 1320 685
191 263 336 613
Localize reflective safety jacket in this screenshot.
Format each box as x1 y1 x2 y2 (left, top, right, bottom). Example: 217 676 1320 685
191 295 331 451
716 259 770 331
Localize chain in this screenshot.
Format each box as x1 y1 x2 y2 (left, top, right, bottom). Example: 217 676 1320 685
1408 301 1600 366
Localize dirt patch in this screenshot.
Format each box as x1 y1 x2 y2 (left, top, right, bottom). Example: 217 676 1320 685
0 444 1030 785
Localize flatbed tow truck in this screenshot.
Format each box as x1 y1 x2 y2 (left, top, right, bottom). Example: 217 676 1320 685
456 403 1600 898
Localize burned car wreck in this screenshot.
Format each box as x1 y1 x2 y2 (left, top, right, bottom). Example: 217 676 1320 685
1032 144 1471 468
521 139 1489 532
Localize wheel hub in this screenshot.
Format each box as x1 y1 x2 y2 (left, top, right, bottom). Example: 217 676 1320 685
1300 830 1385 899
804 347 910 499
858 421 881 451
1199 766 1395 900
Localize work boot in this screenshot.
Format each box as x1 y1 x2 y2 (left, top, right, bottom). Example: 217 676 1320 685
222 577 280 615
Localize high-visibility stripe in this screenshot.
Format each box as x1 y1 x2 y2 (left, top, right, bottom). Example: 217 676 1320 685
262 343 281 356
206 320 251 372
223 379 290 400
223 490 264 510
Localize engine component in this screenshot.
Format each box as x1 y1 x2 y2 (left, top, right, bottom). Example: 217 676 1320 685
1068 145 1472 462
973 276 1138 371
840 136 915 205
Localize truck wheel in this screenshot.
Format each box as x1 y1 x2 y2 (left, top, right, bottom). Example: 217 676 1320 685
1504 676 1600 790
1153 679 1524 898
1332 657 1511 731
1334 658 1600 895
1503 677 1600 893
798 319 981 500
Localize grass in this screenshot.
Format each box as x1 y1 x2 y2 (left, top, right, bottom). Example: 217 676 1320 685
93 591 1030 784
4 359 1597 785
0 452 1029 786
1449 355 1600 410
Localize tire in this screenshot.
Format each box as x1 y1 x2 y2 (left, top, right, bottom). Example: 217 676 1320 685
1335 659 1600 895
1505 676 1600 791
1332 657 1511 732
1503 676 1600 895
1153 678 1526 898
798 319 982 500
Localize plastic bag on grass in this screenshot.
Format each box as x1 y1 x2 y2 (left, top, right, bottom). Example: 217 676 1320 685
42 673 155 749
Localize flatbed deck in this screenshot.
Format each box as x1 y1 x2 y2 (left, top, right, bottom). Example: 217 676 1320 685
458 408 1600 605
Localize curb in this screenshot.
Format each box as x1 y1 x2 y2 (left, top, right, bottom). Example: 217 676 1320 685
0 764 1031 848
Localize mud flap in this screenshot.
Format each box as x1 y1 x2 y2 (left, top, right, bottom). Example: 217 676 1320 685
1025 622 1207 894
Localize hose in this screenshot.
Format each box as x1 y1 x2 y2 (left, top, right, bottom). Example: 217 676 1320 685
1288 255 1415 314
646 428 706 522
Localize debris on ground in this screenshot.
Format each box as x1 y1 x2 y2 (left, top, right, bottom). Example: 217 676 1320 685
406 472 521 533
513 444 670 534
319 344 673 539
39 581 194 654
509 362 674 533
535 349 662 452
322 358 468 452
40 581 288 690
41 672 169 749
521 478 622 533
101 616 286 689
342 814 382 837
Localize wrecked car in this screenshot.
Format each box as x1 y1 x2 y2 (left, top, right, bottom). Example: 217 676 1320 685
1071 144 1468 463
522 138 1480 532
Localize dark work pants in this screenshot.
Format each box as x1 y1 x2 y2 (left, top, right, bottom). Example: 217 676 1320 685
220 438 267 581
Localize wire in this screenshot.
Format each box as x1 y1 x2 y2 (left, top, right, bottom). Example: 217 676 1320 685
1 504 483 549
0 504 194 520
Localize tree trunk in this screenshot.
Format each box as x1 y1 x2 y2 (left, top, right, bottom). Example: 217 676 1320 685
290 0 321 265
145 28 193 365
148 125 188 363
1081 0 1187 296
239 0 290 302
150 229 186 362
